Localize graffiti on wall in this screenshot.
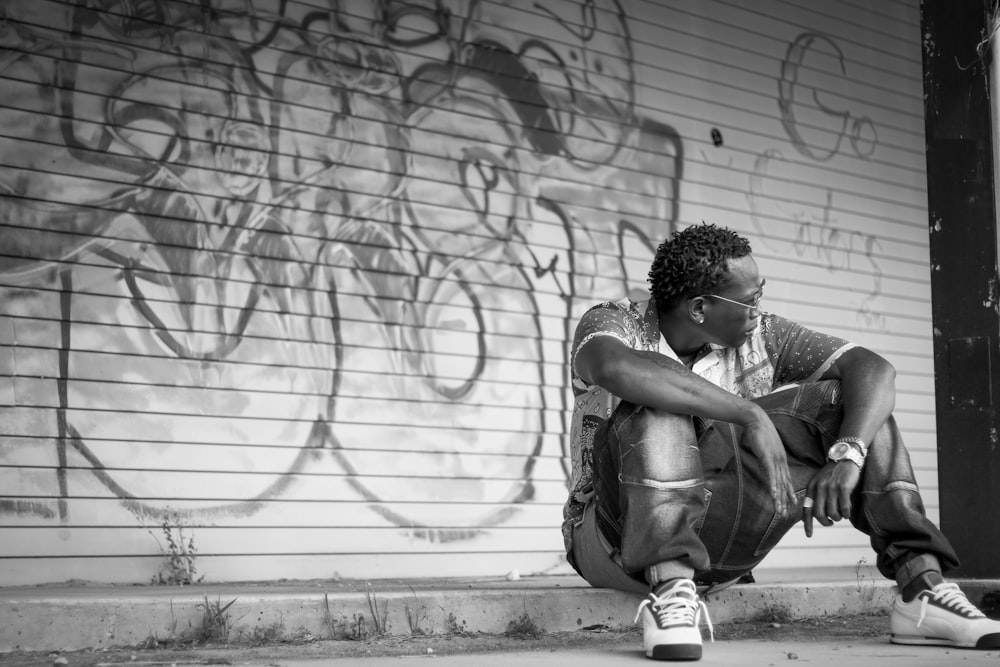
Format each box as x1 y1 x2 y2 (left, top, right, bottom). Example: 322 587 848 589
748 32 887 331
0 0 680 535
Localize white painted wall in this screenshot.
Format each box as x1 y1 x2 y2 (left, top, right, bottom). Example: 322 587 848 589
0 0 931 584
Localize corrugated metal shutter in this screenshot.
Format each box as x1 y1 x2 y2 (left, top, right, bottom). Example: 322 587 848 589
0 0 932 584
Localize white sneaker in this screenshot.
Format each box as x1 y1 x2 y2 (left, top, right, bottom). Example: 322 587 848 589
634 579 713 661
890 582 1000 649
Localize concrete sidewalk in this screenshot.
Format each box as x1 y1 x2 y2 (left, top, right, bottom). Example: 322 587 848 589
273 640 1000 667
2 568 999 653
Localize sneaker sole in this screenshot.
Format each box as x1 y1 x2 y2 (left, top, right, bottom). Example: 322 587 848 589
891 633 1000 649
649 643 702 660
891 633 972 648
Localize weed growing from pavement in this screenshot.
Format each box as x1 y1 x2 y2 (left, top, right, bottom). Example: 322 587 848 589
321 592 359 639
320 588 393 640
403 584 430 635
137 596 240 647
248 616 286 645
364 583 390 636
404 602 428 635
854 557 880 610
505 611 544 639
194 596 240 643
147 512 204 586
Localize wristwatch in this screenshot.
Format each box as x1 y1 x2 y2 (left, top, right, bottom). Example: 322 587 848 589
828 440 865 469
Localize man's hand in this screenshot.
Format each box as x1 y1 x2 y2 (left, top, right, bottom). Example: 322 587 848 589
802 461 861 537
742 418 797 518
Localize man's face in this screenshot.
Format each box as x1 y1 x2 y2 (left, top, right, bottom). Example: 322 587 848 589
699 255 765 348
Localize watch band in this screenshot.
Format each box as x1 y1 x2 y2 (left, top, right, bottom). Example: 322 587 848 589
834 446 865 469
828 439 866 469
834 436 867 455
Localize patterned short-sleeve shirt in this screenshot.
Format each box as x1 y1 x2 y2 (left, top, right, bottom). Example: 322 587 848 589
561 296 854 557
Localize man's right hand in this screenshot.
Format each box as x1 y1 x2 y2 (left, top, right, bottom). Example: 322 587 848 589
741 413 796 518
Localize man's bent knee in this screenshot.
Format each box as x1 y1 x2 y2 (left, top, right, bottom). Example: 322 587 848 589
607 403 701 482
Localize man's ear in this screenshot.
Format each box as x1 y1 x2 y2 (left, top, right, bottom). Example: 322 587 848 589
688 296 706 324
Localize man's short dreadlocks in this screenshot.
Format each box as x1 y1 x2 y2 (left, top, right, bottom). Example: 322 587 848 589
647 223 752 310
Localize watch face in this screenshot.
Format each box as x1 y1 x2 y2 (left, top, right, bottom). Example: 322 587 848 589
829 442 850 459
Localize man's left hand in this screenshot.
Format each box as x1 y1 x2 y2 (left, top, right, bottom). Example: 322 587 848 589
802 461 861 538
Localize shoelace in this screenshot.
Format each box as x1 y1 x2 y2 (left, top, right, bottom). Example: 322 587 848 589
634 590 715 642
915 582 985 627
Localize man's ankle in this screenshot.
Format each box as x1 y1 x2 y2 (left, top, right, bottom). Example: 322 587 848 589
647 563 695 594
651 577 699 598
652 578 683 597
901 570 945 603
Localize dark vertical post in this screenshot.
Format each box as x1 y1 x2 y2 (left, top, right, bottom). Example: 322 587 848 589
921 0 1000 576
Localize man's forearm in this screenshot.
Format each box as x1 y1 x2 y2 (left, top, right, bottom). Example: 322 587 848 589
830 349 897 448
590 348 767 428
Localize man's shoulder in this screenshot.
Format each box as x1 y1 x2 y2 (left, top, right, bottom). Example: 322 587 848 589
732 313 800 360
759 312 848 343
759 312 796 330
584 296 639 314
757 312 809 341
574 296 654 353
577 296 647 327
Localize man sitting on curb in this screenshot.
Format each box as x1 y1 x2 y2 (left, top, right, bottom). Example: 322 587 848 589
561 223 1000 661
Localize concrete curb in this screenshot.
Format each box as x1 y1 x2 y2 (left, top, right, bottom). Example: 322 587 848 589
2 576 998 653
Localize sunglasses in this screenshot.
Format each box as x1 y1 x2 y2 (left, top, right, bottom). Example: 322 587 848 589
701 280 765 317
